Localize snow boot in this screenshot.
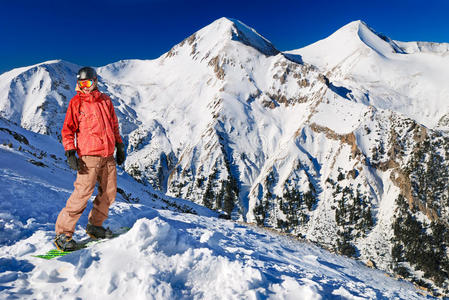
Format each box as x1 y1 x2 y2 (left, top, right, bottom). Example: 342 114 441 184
86 223 113 239
54 234 78 251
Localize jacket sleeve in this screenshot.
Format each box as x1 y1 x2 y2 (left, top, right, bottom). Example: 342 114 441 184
107 95 123 144
61 97 79 151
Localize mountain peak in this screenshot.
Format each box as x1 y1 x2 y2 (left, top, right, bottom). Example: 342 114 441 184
343 20 369 30
167 17 279 58
198 17 279 56
334 20 404 54
335 20 378 36
287 20 405 70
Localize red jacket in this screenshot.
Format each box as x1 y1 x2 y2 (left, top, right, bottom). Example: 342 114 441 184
62 89 123 157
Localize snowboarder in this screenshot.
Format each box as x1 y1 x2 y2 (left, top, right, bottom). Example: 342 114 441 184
54 67 125 251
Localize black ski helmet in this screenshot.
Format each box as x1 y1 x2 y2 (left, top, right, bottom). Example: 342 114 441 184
77 67 97 80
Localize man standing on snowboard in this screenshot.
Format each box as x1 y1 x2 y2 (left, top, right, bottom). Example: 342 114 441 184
55 67 126 251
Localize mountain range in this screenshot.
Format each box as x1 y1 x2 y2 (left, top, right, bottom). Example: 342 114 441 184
1 17 448 295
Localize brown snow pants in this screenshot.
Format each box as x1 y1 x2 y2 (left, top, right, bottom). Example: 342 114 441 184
55 156 117 236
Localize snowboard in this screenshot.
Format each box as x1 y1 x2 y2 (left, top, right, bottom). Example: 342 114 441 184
33 227 130 260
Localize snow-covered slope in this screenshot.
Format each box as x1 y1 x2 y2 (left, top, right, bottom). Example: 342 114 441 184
1 217 432 299
1 17 449 296
0 120 431 299
0 60 80 137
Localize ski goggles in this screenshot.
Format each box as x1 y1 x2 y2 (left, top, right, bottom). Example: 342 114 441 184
78 79 95 89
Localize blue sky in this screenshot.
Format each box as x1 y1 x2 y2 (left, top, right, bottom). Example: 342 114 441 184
1 0 448 74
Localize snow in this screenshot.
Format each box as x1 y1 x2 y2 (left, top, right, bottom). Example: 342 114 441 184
1 211 431 299
0 119 433 299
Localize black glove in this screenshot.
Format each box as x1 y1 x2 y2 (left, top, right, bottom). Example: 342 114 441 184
116 143 126 165
65 150 79 170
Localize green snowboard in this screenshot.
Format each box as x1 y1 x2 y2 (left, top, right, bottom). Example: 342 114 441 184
33 227 130 260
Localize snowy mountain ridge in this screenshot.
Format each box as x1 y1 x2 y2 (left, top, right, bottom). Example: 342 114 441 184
288 20 449 129
1 17 449 296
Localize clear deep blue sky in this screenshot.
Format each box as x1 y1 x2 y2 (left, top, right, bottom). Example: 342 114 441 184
1 0 448 74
